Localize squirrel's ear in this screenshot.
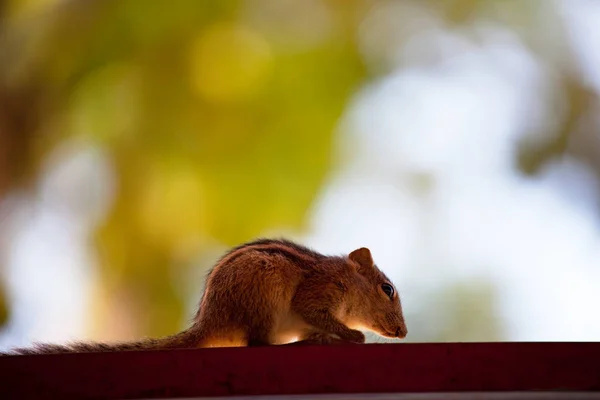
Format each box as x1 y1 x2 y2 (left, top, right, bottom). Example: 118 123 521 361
348 247 374 269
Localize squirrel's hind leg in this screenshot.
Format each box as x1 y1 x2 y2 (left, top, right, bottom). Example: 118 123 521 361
246 319 276 347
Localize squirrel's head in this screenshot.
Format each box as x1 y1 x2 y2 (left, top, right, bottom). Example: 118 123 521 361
347 247 407 340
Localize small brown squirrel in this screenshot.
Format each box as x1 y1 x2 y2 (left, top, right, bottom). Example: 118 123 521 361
4 238 407 355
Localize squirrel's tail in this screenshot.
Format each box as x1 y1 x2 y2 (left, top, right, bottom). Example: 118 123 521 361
1 326 206 356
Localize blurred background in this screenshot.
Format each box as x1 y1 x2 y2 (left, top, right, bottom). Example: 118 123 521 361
1 0 600 350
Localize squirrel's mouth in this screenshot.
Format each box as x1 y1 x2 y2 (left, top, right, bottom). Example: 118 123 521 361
376 324 400 339
377 324 407 339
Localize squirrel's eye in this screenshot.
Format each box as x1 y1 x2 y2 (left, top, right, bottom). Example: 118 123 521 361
381 283 394 299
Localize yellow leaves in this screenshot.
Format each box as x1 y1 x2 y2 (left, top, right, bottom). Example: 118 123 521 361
85 279 140 342
189 23 273 103
69 63 140 144
137 164 208 250
5 0 59 21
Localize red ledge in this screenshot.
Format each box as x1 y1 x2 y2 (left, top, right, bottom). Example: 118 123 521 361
0 342 599 399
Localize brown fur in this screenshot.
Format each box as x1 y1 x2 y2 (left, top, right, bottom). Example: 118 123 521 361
2 238 407 355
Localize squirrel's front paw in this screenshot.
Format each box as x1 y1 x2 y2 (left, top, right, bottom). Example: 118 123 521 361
300 332 339 345
344 329 365 344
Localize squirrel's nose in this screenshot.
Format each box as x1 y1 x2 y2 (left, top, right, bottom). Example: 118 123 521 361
395 325 407 339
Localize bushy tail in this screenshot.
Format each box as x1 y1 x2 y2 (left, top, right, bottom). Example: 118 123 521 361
1 326 205 356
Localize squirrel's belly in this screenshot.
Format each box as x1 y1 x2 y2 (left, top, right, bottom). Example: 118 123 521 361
270 312 312 344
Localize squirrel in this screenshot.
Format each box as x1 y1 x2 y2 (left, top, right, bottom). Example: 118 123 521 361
2 238 407 355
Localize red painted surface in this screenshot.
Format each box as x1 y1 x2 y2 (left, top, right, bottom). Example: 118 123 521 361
0 342 599 399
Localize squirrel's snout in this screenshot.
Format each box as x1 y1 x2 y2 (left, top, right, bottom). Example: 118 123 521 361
395 325 407 339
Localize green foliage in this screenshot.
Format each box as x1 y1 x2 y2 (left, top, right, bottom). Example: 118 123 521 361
0 0 366 338
0 288 9 328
